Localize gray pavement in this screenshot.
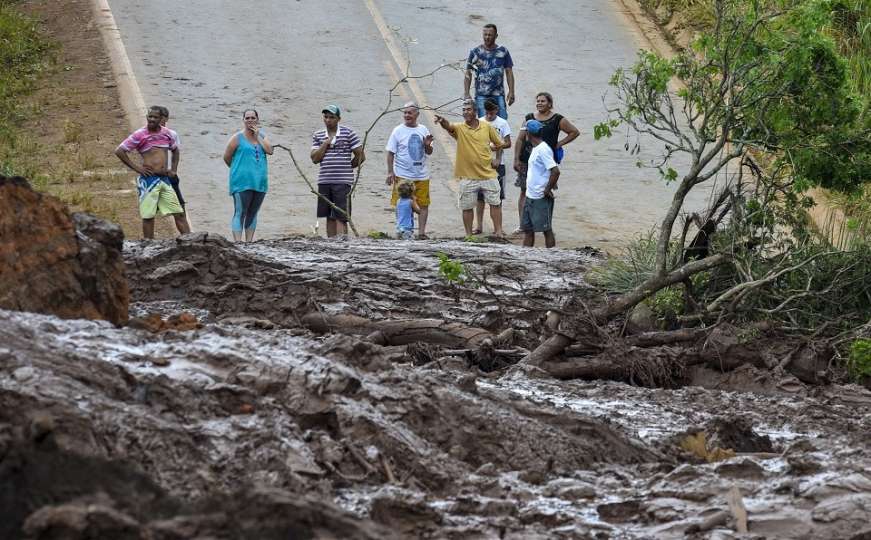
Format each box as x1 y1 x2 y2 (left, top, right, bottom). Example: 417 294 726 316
109 0 714 249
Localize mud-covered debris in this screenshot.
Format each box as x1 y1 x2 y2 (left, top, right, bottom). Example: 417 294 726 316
597 500 642 523
128 312 202 333
708 416 776 453
679 432 736 462
715 458 766 480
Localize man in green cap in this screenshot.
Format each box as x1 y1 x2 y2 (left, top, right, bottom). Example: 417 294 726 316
310 105 365 237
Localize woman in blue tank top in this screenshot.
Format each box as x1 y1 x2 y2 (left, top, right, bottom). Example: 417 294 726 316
222 109 273 242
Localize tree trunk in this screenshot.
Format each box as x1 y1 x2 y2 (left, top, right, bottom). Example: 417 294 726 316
301 313 492 348
520 254 728 367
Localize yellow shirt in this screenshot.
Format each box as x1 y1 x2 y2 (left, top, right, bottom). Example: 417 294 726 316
451 120 503 179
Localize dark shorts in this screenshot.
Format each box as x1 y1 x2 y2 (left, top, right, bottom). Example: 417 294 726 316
521 196 554 233
170 175 185 207
478 164 506 202
317 183 352 221
514 164 527 191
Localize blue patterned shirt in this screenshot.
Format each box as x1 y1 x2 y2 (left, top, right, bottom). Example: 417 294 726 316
466 45 514 97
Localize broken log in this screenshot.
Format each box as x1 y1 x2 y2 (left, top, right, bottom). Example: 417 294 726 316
301 313 492 348
542 346 706 387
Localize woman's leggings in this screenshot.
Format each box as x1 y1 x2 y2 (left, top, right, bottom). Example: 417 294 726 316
231 190 266 232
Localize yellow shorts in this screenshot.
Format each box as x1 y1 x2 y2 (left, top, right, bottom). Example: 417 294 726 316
137 175 183 219
391 178 430 207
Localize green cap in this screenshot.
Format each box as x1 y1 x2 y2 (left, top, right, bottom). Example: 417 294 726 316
321 104 341 117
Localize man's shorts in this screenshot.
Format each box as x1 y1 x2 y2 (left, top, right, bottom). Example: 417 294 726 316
478 165 505 202
317 183 352 222
514 163 528 191
458 178 500 211
521 196 554 232
170 175 186 207
390 178 430 207
137 175 183 219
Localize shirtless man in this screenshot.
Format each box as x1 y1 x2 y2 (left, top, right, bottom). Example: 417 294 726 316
115 107 190 238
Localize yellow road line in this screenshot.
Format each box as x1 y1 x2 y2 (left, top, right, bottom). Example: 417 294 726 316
363 0 457 178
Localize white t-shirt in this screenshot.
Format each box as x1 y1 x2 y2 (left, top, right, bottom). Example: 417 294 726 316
526 141 558 199
479 116 511 165
386 124 431 179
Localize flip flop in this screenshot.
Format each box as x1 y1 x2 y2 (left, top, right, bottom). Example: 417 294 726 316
472 228 483 235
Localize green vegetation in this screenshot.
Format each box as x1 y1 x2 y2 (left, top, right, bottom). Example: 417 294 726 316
587 0 871 374
638 0 871 235
587 230 660 294
0 0 53 176
848 338 871 380
436 252 466 285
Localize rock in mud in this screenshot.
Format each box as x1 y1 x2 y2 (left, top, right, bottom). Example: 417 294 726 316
0 175 128 325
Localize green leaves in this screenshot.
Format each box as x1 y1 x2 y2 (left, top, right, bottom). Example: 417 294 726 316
593 119 620 140
847 338 871 381
436 252 466 285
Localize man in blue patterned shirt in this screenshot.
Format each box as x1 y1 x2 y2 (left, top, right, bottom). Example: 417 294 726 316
463 23 515 119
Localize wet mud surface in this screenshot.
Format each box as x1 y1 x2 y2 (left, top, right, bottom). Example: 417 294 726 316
3 236 871 538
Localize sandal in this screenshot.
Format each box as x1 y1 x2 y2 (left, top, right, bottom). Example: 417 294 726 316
471 228 483 235
416 233 429 240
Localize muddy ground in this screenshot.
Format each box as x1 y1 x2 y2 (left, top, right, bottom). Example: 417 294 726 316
3 235 871 539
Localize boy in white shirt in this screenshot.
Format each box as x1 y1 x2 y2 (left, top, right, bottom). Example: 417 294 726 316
474 98 512 234
521 119 560 248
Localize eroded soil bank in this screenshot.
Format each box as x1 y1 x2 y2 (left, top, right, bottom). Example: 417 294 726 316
3 235 871 539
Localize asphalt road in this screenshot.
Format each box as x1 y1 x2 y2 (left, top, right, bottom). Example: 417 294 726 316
109 0 713 248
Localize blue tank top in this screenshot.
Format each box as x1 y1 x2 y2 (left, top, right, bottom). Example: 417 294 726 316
396 198 414 230
229 132 268 194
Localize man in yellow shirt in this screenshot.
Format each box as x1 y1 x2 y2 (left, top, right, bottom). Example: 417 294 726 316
435 101 507 237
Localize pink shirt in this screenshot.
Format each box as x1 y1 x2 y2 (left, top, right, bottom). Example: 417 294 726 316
118 126 178 154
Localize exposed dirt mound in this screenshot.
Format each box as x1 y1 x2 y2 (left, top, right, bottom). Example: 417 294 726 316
0 175 128 325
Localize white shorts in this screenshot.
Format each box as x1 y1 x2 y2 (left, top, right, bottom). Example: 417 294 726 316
458 178 501 210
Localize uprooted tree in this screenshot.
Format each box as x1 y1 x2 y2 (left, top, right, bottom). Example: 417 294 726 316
523 0 871 367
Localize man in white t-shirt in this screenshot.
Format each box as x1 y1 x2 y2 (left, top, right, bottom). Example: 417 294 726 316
473 98 512 235
386 102 434 238
521 119 560 248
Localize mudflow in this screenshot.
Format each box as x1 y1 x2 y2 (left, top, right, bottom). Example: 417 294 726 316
2 178 871 539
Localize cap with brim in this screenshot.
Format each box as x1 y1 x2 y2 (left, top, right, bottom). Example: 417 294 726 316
526 119 543 135
322 104 341 117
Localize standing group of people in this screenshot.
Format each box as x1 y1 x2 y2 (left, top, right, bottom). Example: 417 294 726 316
114 22 579 248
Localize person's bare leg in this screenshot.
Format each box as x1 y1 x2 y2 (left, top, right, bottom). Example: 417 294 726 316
544 230 556 248
489 204 503 236
142 218 155 239
474 200 485 232
173 214 190 235
517 191 526 227
245 228 255 242
418 206 429 237
523 231 535 247
232 230 242 242
326 218 338 238
462 209 474 236
337 221 348 236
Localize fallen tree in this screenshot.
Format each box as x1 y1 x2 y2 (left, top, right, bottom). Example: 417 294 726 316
524 0 871 368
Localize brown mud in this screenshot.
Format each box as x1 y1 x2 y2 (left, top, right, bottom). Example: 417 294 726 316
3 236 871 538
